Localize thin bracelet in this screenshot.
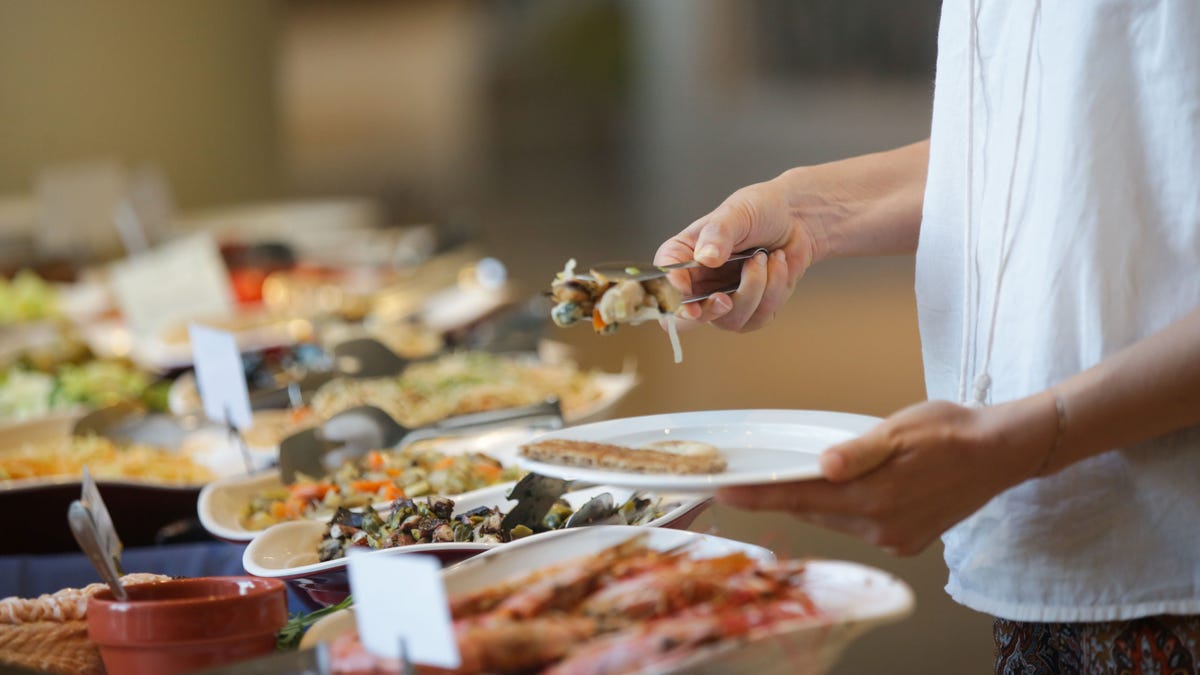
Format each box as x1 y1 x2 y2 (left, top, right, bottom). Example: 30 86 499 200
1037 391 1068 477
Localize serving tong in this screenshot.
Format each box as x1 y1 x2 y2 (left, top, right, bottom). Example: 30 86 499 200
567 247 770 307
278 399 564 484
499 473 636 534
67 500 127 601
72 401 199 449
333 300 554 381
573 247 770 283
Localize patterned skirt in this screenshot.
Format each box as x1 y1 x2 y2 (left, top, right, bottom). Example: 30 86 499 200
994 615 1200 675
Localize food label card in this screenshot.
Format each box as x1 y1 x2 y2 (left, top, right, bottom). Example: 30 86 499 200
347 552 460 669
110 232 234 337
189 324 253 431
81 467 123 573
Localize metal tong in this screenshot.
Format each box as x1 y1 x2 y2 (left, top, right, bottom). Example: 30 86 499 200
499 473 632 534
278 399 564 484
574 247 770 283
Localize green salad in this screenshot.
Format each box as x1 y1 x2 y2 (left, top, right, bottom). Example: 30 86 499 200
0 270 58 324
0 360 153 421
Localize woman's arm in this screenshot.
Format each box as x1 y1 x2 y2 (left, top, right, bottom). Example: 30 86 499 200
654 139 930 332
717 304 1200 555
1036 304 1200 473
787 138 930 263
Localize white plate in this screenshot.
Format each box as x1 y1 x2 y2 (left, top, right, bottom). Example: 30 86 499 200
299 526 913 675
199 426 538 543
516 409 881 492
243 488 709 579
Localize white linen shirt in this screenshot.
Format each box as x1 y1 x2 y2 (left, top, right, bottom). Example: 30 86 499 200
917 0 1200 621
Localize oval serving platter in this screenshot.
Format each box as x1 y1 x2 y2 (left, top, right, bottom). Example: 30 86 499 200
299 526 913 675
244 490 710 608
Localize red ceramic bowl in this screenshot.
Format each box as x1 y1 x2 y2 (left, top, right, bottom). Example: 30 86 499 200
87 576 287 674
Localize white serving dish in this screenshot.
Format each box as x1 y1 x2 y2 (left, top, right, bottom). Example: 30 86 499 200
300 526 913 675
198 426 538 543
0 414 254 494
245 491 710 607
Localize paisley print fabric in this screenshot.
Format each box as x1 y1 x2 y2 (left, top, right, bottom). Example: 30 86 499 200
994 615 1200 675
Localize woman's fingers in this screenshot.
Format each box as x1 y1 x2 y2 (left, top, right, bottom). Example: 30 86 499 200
654 239 698 297
692 202 753 266
712 252 768 332
740 250 791 332
716 480 846 513
820 427 898 483
666 294 731 325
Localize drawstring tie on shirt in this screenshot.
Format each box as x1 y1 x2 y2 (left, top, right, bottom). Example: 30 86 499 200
958 0 1042 408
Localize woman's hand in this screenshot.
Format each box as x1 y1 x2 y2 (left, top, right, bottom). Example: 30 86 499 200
655 140 930 333
716 395 1058 555
654 176 821 333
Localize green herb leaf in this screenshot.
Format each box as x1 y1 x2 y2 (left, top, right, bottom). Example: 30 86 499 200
276 595 354 651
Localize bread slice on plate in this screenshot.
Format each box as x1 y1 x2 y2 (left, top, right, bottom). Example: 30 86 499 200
520 439 726 475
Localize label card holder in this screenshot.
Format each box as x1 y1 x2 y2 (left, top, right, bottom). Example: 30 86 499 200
347 553 460 670
190 324 256 472
110 232 234 338
189 324 253 432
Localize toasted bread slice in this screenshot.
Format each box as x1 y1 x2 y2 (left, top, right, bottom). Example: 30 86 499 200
520 439 726 475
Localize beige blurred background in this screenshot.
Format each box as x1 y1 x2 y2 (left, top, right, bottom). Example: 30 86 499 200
0 1 993 671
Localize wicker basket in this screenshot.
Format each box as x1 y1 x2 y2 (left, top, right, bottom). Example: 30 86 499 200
0 574 169 675
0 619 103 675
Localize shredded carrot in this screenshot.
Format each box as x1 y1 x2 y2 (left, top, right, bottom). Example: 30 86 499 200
271 502 288 519
433 456 457 471
290 482 334 501
366 450 387 471
283 498 306 519
384 468 402 477
592 307 606 331
381 484 405 501
350 479 388 494
474 463 503 481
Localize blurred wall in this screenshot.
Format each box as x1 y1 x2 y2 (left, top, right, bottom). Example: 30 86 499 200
0 1 282 209
280 1 487 215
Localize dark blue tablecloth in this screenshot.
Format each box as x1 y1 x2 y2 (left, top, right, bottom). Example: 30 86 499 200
0 542 310 614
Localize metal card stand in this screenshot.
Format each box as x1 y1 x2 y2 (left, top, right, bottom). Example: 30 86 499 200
225 403 255 474
398 636 415 675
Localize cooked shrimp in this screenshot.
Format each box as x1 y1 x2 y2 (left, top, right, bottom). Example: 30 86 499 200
450 616 596 674
475 537 653 619
546 598 822 675
579 553 758 624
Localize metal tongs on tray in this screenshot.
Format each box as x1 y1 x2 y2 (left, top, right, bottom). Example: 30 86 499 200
278 399 564 484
